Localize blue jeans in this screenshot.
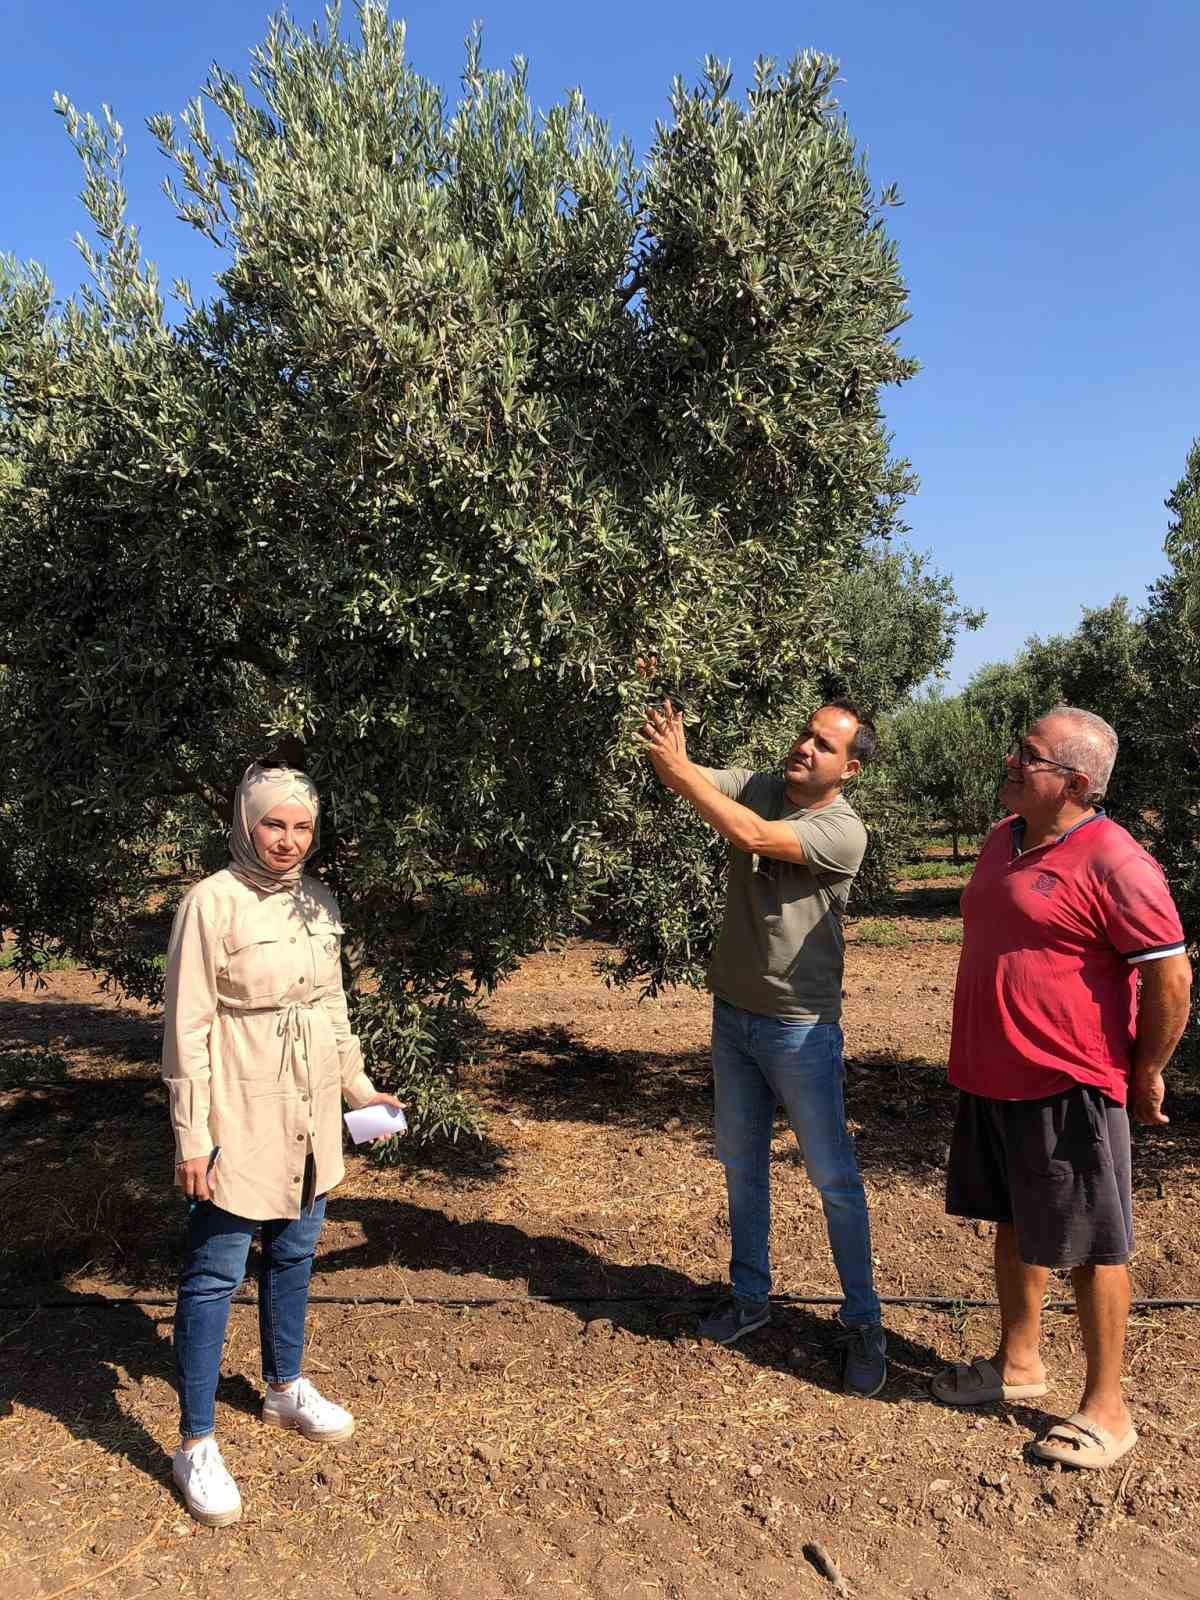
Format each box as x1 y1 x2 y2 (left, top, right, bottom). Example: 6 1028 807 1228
174 1195 327 1438
712 998 880 1327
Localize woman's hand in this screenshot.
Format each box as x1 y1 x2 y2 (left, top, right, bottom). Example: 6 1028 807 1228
362 1091 408 1139
176 1155 215 1202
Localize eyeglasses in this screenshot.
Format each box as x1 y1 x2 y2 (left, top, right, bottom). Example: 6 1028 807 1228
1006 738 1081 777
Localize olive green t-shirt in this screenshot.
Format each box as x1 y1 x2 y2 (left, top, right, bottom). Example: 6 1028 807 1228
702 770 868 1022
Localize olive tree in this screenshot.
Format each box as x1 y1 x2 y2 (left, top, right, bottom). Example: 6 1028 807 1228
960 597 1149 825
0 4 957 1136
1133 443 1200 1070
886 692 1007 861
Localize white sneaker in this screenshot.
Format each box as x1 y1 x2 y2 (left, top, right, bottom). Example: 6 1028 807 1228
262 1377 355 1442
172 1437 242 1528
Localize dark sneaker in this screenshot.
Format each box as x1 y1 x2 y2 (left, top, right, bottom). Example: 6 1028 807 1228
839 1323 887 1397
698 1296 771 1345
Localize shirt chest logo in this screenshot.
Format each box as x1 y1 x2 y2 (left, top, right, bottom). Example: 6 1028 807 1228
1031 871 1058 897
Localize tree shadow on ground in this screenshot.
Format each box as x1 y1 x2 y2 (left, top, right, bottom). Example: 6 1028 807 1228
0 991 163 1059
0 995 512 1272
0 1071 182 1293
0 1297 179 1491
0 1291 298 1500
481 1021 713 1131
0 1201 949 1512
6 980 1195 1252
4 989 1195 1480
2 990 971 1225
478 1016 1200 1180
480 1020 966 1179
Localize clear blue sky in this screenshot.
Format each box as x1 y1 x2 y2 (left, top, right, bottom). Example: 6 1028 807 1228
7 1 1200 685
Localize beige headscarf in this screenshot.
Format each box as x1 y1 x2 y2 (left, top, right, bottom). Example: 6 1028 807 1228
228 764 321 895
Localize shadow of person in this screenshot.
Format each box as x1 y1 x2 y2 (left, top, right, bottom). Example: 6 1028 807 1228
0 1029 264 1494
316 1196 946 1406
0 1293 177 1492
0 977 974 1478
730 1299 953 1402
0 1013 184 1491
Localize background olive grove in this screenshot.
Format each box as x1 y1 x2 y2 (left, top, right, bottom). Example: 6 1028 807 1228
889 444 1200 1067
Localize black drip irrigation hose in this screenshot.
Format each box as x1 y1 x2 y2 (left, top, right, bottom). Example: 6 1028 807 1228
2 1292 1200 1312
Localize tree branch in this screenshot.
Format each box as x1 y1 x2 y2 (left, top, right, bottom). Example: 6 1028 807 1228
169 766 228 820
618 268 648 309
214 639 292 678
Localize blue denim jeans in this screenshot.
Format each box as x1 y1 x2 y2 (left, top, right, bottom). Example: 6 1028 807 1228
174 1194 327 1438
712 998 880 1327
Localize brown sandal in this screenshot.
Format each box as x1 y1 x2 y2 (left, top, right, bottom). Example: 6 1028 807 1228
931 1356 1049 1407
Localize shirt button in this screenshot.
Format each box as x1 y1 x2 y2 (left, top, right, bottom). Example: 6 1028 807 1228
300 1093 308 1103
296 1134 304 1142
290 936 297 944
298 977 306 985
292 1175 301 1184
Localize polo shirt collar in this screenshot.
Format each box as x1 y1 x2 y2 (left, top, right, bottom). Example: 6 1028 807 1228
1010 807 1105 859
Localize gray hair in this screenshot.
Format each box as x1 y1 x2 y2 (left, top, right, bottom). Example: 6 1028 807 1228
1044 706 1118 804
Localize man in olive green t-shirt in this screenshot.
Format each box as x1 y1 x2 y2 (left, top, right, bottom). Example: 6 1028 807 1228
639 698 886 1397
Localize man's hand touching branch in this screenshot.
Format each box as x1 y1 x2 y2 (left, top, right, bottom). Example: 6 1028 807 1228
636 698 808 866
637 698 691 793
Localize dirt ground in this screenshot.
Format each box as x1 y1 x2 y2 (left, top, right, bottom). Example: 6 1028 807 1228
2 888 1200 1600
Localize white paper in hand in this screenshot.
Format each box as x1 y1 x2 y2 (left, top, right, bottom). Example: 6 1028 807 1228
344 1104 407 1144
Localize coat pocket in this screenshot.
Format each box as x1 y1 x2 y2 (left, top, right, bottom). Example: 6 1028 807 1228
220 925 284 1001
304 917 345 986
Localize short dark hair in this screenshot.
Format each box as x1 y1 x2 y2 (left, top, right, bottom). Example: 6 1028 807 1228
824 698 878 766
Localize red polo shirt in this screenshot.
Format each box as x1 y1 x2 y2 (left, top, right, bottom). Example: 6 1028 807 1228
948 812 1185 1105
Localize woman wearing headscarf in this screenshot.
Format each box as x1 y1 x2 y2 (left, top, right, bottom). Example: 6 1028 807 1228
161 763 404 1527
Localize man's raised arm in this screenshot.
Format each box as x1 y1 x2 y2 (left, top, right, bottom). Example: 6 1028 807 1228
637 702 807 865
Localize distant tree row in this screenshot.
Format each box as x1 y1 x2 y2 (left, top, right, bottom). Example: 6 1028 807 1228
887 592 1147 859
887 439 1200 1060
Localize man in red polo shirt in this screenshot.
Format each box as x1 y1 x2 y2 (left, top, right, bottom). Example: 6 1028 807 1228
932 706 1191 1468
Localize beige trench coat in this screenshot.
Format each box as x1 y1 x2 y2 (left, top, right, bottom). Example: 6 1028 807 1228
161 869 377 1219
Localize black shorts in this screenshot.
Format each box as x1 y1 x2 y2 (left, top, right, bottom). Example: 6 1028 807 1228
946 1085 1133 1269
